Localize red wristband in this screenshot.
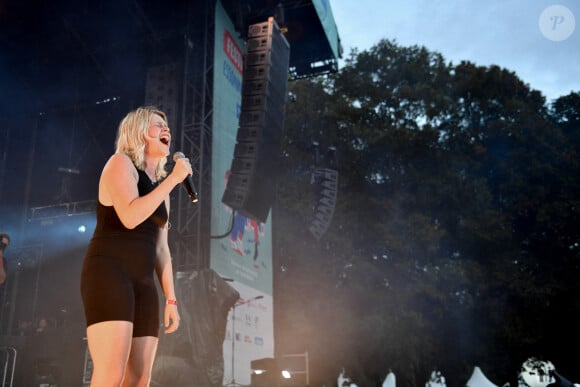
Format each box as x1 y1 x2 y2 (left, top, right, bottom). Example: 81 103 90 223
166 299 177 305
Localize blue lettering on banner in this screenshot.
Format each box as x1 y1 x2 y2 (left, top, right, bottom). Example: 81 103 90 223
223 61 242 93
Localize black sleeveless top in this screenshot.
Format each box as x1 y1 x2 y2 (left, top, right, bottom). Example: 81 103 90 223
81 167 168 335
92 168 168 239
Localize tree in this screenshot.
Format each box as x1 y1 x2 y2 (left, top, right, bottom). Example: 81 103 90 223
275 39 580 386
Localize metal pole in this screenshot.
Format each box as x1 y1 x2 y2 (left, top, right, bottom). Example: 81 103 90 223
225 303 242 386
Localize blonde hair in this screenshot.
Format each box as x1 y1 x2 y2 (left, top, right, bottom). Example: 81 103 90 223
115 106 168 180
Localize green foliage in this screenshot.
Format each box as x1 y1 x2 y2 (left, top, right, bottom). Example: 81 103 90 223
275 39 580 386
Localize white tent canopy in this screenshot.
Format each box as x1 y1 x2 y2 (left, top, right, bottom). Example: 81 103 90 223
382 371 396 387
466 366 497 387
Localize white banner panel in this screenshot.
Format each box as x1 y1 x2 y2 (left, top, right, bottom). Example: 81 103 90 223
211 1 274 385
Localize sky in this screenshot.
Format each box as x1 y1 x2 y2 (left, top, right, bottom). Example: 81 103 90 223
329 0 579 102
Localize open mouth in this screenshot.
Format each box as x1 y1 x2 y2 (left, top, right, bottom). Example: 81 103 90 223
160 137 170 145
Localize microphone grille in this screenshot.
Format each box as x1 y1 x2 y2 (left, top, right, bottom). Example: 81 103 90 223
173 151 185 162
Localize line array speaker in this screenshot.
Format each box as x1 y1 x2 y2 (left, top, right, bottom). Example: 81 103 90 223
222 16 290 222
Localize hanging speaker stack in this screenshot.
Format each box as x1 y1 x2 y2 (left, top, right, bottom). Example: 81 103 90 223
222 16 290 222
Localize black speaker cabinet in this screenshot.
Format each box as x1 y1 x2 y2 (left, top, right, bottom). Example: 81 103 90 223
222 16 290 222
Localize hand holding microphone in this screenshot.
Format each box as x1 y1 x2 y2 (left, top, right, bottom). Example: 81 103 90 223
173 152 198 203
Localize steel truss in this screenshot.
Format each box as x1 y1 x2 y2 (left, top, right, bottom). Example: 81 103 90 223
171 0 216 271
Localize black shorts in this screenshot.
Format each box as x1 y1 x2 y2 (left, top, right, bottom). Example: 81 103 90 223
80 235 159 337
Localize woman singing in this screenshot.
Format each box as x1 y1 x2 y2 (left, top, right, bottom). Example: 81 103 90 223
81 106 191 386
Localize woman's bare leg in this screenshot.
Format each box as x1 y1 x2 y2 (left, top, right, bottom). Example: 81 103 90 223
87 320 133 387
122 336 159 387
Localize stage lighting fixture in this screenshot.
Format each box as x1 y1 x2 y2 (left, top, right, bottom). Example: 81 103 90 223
250 358 293 386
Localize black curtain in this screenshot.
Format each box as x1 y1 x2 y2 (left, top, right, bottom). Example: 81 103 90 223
153 268 240 387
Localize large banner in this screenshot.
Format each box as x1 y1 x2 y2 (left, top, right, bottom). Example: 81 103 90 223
211 1 274 385
313 0 340 59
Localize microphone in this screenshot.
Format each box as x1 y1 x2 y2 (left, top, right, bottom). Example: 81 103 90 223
173 152 198 203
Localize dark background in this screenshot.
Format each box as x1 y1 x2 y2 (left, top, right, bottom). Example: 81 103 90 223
0 1 197 384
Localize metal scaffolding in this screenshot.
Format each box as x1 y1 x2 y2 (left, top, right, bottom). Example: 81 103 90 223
171 0 216 271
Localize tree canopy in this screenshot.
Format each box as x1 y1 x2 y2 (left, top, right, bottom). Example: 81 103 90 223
274 39 580 386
